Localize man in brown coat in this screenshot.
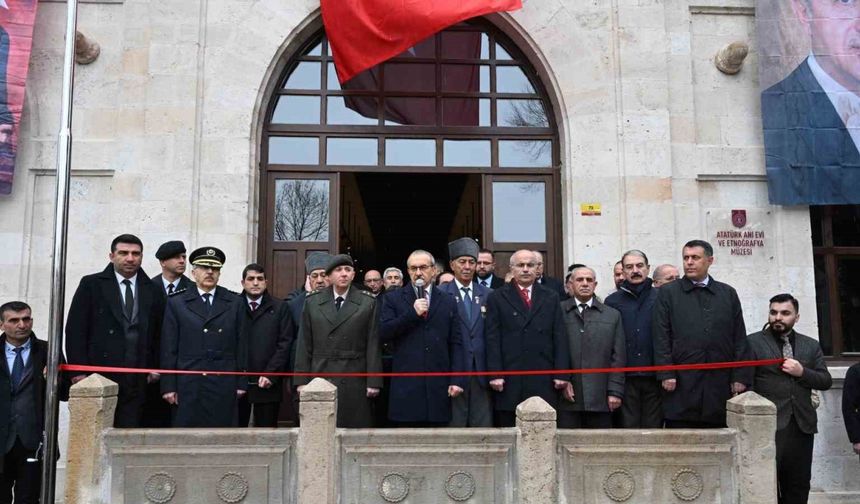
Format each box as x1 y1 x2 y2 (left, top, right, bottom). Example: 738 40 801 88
294 254 382 427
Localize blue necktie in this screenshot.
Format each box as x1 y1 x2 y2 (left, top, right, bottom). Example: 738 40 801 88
461 287 473 321
11 347 24 390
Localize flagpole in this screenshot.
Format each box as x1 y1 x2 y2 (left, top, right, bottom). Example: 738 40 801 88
42 0 78 502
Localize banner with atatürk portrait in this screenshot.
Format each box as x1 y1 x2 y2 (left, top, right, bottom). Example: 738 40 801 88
0 0 38 196
757 1 860 205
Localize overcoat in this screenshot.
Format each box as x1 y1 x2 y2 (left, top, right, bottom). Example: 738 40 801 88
160 285 247 427
604 278 659 373
437 280 491 383
485 282 570 411
748 328 831 433
559 298 625 413
380 284 464 423
652 276 752 425
844 363 860 448
150 274 194 301
65 264 163 427
241 291 294 404
294 287 381 427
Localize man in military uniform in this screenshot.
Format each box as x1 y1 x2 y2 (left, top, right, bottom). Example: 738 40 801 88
160 247 247 427
294 254 382 428
151 240 194 300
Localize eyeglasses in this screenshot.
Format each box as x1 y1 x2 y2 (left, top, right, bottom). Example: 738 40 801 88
407 264 433 273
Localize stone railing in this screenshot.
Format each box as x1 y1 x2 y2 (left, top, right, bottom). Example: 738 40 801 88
63 375 777 504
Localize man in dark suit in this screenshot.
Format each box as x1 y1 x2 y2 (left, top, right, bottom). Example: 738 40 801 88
748 293 831 504
485 249 572 427
653 240 752 428
237 263 293 428
160 247 247 427
65 234 163 428
760 0 860 205
380 250 465 427
558 266 625 429
438 238 493 427
143 240 193 428
476 249 504 290
533 250 567 299
295 254 382 428
844 362 860 461
0 302 49 503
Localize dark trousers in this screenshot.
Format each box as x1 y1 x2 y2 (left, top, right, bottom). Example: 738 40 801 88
495 410 517 427
558 411 612 429
620 376 663 428
390 421 448 428
664 419 725 429
449 377 493 427
140 381 171 428
237 398 280 428
0 439 41 504
775 416 814 504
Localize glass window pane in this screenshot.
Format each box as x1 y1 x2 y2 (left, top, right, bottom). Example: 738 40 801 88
305 41 323 56
283 62 321 89
441 31 487 60
394 35 435 58
443 140 490 167
385 139 436 166
496 66 535 94
327 97 378 125
442 64 489 93
492 182 546 242
384 63 435 92
442 98 489 126
268 137 319 164
496 43 513 60
838 258 860 353
327 63 342 90
273 179 330 242
497 99 549 128
832 206 860 246
383 97 436 126
272 96 320 124
499 140 552 167
327 138 377 165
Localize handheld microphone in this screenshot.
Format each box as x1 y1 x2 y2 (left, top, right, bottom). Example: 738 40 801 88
415 279 426 299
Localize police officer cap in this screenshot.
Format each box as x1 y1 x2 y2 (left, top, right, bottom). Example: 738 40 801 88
448 237 479 261
305 252 332 274
325 254 354 275
189 246 225 268
155 240 186 261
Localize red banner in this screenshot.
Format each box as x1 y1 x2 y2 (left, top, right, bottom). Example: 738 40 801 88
321 0 522 84
0 0 38 195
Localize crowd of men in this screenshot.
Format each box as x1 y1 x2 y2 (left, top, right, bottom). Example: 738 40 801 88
1 234 859 503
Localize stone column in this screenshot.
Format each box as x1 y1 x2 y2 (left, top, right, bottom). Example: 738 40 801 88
516 396 557 504
64 374 118 504
726 391 777 504
297 378 338 504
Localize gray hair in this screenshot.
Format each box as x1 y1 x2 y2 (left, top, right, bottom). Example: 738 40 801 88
383 267 403 277
570 265 596 279
621 249 649 265
408 249 436 265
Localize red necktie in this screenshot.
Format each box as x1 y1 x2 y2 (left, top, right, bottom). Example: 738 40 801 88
518 287 532 309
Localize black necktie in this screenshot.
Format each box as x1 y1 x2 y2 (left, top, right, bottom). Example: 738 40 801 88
480 280 488 287
461 287 473 321
335 296 344 311
579 303 588 314
202 293 212 314
122 279 134 319
10 347 24 389
167 283 175 295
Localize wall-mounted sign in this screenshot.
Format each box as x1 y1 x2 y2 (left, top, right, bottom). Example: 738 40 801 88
580 203 601 216
707 209 773 261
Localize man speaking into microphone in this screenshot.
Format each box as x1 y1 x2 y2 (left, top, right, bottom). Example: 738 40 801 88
380 250 465 427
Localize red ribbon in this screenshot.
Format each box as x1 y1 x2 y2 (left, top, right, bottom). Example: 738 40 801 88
59 359 784 378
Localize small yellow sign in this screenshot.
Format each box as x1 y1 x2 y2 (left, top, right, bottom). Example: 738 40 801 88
581 203 602 216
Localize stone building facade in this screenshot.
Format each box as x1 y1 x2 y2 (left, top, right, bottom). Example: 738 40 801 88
0 0 856 500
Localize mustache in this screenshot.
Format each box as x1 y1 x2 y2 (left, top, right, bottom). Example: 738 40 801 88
630 273 643 278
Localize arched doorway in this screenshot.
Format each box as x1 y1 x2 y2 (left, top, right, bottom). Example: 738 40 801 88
258 19 562 297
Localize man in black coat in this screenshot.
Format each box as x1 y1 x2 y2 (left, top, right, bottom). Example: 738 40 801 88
0 301 54 504
486 249 572 427
160 247 247 427
844 362 860 461
238 263 293 427
605 250 663 428
380 250 465 427
475 249 504 290
748 293 831 504
653 240 752 428
65 234 163 428
533 250 567 300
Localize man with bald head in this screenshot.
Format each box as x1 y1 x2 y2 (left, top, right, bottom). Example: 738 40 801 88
486 250 572 427
652 264 679 288
363 269 384 295
380 250 465 426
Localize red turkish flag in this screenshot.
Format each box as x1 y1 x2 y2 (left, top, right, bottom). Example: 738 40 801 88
321 0 522 84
